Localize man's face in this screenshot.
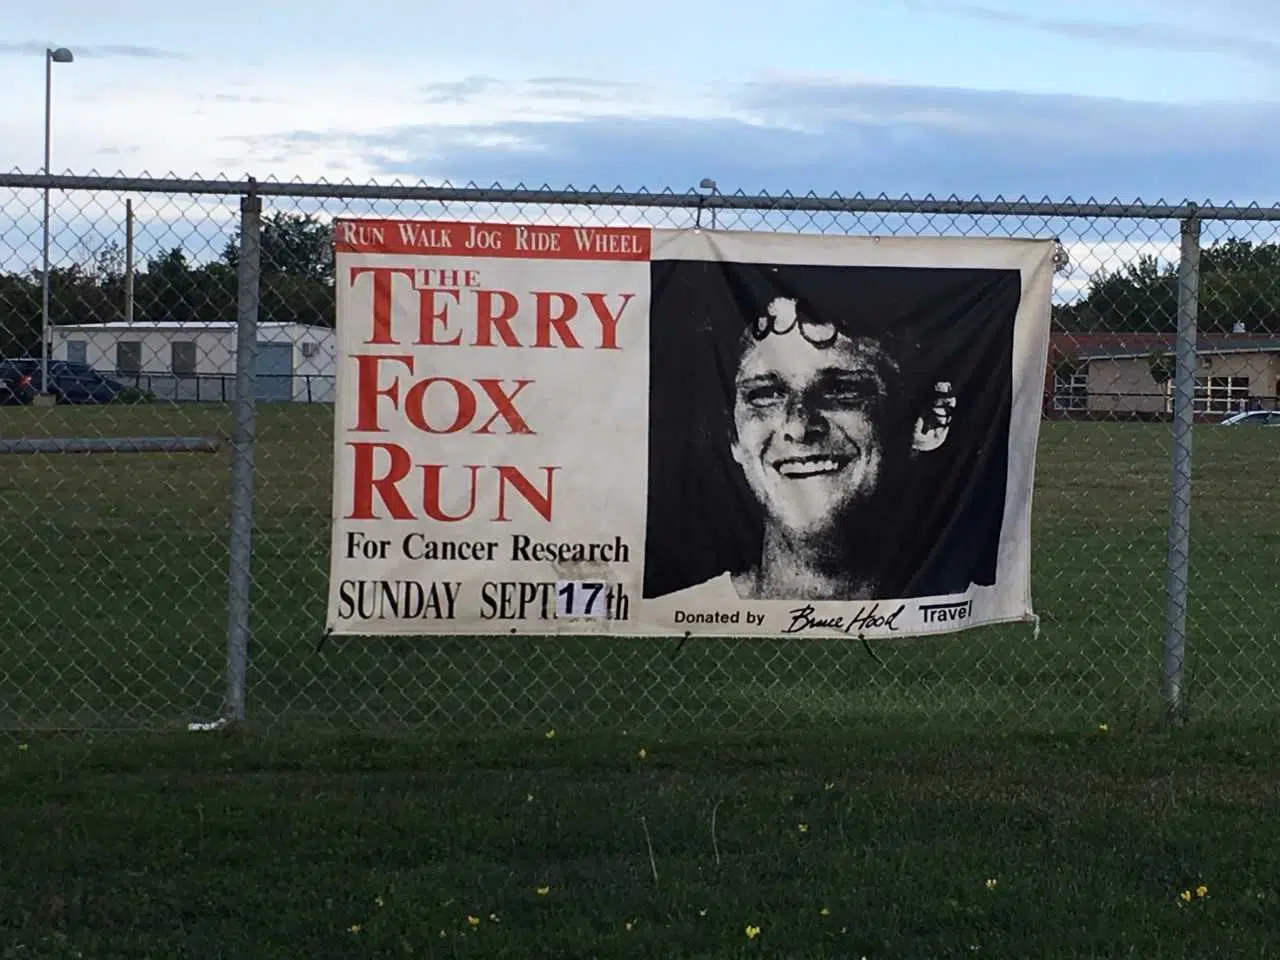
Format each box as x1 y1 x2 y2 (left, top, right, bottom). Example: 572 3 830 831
730 324 901 540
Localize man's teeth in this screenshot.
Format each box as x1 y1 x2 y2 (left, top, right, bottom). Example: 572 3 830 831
776 458 844 477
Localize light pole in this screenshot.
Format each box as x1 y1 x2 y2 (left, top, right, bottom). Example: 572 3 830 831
41 46 74 400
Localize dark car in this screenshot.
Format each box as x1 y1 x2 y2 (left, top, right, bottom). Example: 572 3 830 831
0 358 127 405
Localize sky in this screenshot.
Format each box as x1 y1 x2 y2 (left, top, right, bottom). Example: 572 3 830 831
2 0 1280 292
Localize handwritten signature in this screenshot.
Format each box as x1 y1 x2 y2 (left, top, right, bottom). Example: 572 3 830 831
781 602 906 635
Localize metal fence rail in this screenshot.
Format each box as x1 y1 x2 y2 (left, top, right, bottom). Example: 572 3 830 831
1 171 1278 735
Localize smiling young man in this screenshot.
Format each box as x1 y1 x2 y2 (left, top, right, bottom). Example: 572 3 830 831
718 295 956 601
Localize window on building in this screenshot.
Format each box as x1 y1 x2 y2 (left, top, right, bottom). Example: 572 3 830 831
1053 371 1088 411
65 340 87 364
171 340 197 378
1165 376 1250 414
116 341 142 375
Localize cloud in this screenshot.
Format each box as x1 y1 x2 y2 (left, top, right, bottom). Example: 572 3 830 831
524 76 645 101
5 52 1280 212
419 75 502 105
911 1 1280 63
208 92 281 106
1132 0 1280 27
248 78 1280 204
417 74 653 108
0 41 185 60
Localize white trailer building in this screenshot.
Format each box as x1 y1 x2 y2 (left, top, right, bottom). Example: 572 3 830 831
50 321 336 403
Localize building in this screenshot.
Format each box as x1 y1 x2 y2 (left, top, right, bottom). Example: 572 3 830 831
50 321 336 403
1046 330 1280 419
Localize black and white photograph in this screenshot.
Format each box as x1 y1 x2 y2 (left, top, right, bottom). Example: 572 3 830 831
643 257 1024 603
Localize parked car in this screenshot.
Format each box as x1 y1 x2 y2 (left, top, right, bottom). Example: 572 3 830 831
0 358 128 405
1220 409 1280 426
0 362 36 405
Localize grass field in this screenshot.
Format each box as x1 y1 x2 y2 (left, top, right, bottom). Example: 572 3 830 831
2 404 1278 956
1 404 1276 734
2 727 1278 957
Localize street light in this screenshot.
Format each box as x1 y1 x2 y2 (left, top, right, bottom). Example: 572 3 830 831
699 177 719 230
41 46 74 400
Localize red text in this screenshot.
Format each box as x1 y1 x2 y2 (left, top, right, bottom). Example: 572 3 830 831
345 443 559 522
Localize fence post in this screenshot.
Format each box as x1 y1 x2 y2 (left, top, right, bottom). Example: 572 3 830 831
1162 210 1201 723
222 184 261 725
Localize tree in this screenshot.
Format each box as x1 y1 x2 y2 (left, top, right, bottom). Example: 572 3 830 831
0 213 339 355
1054 238 1280 334
92 240 125 287
139 247 202 323
0 271 40 356
223 211 334 284
220 211 336 327
14 217 1275 354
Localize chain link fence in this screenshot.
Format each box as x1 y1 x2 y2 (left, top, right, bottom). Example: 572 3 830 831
1 172 1277 736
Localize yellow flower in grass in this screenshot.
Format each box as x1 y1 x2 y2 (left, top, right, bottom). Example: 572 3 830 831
466 915 480 927
985 878 998 890
798 823 809 833
544 729 556 739
536 886 551 896
1180 890 1193 903
1196 885 1209 898
745 924 761 940
820 907 831 917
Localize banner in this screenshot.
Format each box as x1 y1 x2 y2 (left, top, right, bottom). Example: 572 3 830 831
324 220 1055 640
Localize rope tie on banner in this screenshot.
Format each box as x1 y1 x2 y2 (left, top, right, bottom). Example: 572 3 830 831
860 634 885 665
1031 614 1042 643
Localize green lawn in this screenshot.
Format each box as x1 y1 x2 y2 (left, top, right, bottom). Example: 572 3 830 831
2 405 1278 957
1 405 1276 734
2 726 1277 958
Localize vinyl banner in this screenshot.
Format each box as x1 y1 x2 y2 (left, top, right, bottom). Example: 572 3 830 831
325 220 1056 640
